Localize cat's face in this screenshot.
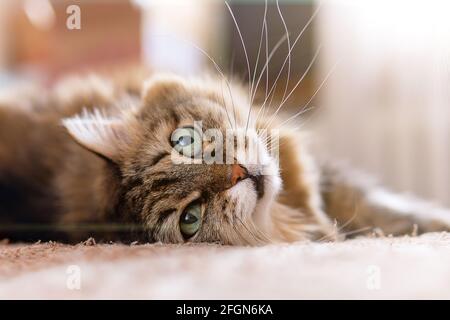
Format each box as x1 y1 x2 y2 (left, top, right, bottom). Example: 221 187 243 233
64 75 281 245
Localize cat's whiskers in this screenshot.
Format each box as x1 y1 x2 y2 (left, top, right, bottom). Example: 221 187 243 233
250 0 268 102
257 113 312 155
262 106 316 148
253 1 290 129
245 0 268 135
186 40 236 130
258 76 278 124
252 35 288 126
263 45 322 130
264 18 269 107
272 62 338 131
254 3 322 128
259 108 317 156
229 50 236 79
250 35 287 105
279 106 317 135
225 2 252 105
276 0 292 105
219 80 234 131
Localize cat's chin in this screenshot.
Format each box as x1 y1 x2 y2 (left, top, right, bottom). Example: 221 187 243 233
226 161 282 239
251 172 282 236
244 161 282 233
226 171 280 214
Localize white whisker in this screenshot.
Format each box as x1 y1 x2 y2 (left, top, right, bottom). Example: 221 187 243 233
253 35 289 125
255 79 278 127
220 79 234 130
264 44 322 129
186 40 237 130
264 19 269 102
245 0 268 135
251 35 288 105
276 0 291 104
250 0 268 98
254 3 322 126
276 61 338 129
225 1 252 103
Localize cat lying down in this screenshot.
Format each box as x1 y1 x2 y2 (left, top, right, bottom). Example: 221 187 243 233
0 73 449 244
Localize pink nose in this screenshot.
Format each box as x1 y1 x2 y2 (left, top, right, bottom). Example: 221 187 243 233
230 164 248 186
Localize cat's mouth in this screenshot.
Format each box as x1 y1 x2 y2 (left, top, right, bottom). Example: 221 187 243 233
246 161 282 234
249 174 265 199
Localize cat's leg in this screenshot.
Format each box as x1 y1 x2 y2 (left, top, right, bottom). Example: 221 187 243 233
320 162 450 236
268 131 338 241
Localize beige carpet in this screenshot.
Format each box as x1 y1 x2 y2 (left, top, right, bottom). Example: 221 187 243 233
1 233 450 299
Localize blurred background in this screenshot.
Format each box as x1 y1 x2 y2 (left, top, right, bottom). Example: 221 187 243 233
0 0 448 206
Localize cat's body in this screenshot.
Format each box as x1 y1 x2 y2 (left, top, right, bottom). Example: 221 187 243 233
0 72 449 244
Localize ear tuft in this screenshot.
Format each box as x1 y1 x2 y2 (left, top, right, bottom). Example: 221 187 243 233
62 109 129 161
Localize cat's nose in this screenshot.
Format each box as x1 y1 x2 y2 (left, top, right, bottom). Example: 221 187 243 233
230 164 248 186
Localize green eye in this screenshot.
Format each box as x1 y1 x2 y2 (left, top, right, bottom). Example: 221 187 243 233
171 126 202 158
179 203 202 238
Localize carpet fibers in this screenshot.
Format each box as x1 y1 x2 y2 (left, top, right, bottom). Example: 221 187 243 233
1 233 449 299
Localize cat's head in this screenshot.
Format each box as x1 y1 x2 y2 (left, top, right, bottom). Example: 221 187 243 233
63 74 282 245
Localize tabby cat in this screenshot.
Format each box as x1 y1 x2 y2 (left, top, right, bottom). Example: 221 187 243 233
0 72 449 244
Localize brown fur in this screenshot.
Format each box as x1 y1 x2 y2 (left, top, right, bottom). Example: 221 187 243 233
0 72 449 244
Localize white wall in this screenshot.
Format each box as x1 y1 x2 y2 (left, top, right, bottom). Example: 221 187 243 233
317 0 450 206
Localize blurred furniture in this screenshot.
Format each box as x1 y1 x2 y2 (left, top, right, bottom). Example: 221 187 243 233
2 0 141 84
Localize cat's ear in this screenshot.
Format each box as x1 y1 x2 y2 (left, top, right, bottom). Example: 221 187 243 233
142 74 188 105
62 109 131 162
